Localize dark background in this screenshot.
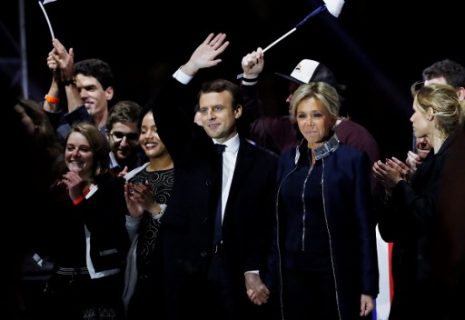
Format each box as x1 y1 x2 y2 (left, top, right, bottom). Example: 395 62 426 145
2 0 464 157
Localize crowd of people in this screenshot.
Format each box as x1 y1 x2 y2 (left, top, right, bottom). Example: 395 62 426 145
7 32 465 320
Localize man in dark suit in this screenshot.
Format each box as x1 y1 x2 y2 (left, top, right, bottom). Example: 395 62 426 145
152 33 277 320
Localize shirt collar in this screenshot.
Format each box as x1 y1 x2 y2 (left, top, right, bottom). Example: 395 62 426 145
213 133 240 154
109 151 120 169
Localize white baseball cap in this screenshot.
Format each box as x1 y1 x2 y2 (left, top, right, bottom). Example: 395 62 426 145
275 59 339 88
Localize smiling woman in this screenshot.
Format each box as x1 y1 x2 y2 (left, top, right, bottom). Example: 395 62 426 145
44 122 130 320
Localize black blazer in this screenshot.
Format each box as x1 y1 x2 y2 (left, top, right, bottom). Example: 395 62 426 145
152 78 278 318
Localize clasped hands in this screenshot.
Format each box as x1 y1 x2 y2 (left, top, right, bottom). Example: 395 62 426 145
372 157 410 190
244 272 270 305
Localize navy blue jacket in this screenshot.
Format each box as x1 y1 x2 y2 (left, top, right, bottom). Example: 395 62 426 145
273 137 378 319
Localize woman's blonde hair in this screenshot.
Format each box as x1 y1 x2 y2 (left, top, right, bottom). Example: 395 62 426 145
289 82 341 121
412 82 463 136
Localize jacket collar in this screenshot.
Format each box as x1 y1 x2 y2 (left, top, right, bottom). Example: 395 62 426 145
294 133 340 165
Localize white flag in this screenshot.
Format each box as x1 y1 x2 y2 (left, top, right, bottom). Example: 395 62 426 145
323 0 345 18
38 0 57 39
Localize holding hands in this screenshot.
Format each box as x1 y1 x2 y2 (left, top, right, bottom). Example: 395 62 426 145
244 272 270 305
360 294 374 317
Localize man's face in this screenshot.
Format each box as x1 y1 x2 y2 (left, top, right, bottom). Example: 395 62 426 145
108 121 139 162
198 91 242 143
75 74 113 118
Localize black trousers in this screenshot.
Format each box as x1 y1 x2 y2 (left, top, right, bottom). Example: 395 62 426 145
283 268 339 320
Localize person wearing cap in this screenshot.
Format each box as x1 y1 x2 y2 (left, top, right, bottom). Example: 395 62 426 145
270 82 378 319
240 49 380 168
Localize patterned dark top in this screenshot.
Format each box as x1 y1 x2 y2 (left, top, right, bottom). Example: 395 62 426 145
128 167 174 280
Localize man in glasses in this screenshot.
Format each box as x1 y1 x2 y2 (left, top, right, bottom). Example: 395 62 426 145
106 100 146 175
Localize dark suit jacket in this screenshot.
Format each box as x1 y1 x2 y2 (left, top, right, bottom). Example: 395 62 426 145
152 78 278 319
378 133 457 320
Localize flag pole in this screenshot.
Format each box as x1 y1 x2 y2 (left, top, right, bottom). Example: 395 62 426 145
262 5 327 53
19 0 29 98
38 1 55 39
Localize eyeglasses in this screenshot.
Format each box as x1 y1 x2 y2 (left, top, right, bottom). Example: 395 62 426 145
111 131 139 142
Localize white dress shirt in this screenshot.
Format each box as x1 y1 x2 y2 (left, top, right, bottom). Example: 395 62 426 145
213 133 240 224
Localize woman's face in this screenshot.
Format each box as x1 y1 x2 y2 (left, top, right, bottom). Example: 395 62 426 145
64 132 94 178
296 96 336 148
410 103 432 139
139 112 168 159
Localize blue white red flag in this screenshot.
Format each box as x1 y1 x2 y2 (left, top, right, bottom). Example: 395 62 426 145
373 226 394 320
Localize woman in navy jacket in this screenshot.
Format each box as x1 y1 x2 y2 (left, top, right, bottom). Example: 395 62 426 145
271 82 378 320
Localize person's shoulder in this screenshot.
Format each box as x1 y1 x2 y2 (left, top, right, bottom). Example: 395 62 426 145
337 118 372 134
337 142 363 153
336 118 379 149
336 143 370 162
244 139 278 157
124 162 150 181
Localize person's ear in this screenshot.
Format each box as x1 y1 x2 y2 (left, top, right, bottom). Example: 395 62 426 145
426 108 434 121
234 105 243 119
456 87 465 101
105 86 114 101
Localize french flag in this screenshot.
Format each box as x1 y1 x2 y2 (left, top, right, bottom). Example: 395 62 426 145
373 226 394 320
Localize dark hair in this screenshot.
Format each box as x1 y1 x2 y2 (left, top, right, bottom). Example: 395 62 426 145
107 100 143 130
422 59 465 88
198 79 243 109
74 59 114 90
15 99 62 160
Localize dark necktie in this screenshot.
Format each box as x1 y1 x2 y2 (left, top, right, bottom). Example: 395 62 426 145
213 144 226 245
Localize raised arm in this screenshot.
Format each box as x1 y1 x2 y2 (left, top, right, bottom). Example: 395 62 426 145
50 38 82 113
179 32 229 77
